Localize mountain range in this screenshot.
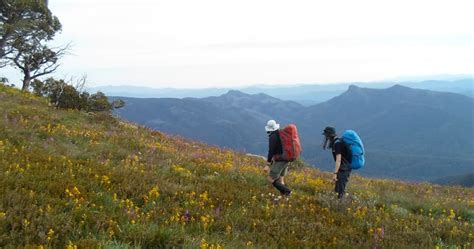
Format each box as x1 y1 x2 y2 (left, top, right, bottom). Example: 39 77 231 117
94 78 473 105
113 84 474 183
433 173 474 187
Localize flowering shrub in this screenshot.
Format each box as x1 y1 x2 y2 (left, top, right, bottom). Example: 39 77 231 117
0 85 472 248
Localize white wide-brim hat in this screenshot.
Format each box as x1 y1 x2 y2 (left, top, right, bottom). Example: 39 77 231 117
265 119 280 132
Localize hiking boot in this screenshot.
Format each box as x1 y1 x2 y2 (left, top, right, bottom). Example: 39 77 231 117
273 180 291 194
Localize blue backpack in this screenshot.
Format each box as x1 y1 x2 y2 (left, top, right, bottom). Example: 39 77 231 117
340 130 365 169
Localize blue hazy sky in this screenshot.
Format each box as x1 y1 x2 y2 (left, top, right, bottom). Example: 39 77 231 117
2 0 473 88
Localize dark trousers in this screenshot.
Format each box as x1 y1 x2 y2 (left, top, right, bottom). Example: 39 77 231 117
335 170 351 199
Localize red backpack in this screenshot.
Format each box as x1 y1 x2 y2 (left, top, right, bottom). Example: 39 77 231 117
273 124 302 162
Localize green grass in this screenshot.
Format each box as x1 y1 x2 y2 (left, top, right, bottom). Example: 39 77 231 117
0 84 473 248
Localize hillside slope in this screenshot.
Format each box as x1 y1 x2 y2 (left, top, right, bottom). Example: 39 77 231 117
0 84 473 248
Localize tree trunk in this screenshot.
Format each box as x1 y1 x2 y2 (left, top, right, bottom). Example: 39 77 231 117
22 72 31 92
0 39 6 60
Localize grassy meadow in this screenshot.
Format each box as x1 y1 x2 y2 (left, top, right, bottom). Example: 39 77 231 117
0 84 473 248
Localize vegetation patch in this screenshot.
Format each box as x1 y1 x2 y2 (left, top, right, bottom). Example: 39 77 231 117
0 85 472 248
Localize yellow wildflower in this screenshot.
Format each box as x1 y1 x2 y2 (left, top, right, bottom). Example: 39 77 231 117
66 241 77 249
200 238 209 249
47 229 54 241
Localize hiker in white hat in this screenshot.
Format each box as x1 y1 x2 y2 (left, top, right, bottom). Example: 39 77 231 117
264 120 291 196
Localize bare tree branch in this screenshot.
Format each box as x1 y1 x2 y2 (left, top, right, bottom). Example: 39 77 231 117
54 81 66 108
11 51 25 71
74 74 87 93
31 63 60 79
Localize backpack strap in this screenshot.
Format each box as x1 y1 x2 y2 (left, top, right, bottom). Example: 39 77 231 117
336 138 351 167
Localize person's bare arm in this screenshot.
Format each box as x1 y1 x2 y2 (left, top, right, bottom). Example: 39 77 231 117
333 154 341 181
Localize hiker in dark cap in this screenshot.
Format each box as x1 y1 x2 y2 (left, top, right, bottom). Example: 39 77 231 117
322 126 351 199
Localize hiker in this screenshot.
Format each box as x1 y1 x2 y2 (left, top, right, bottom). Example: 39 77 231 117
322 126 351 199
263 120 292 196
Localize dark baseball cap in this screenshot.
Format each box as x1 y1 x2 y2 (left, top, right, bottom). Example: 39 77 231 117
322 126 336 136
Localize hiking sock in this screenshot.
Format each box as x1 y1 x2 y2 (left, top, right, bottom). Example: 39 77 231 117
272 180 291 195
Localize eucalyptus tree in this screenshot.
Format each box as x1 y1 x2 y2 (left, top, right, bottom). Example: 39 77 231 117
1 0 65 91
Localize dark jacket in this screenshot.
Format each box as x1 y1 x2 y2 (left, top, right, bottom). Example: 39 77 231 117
267 130 283 162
